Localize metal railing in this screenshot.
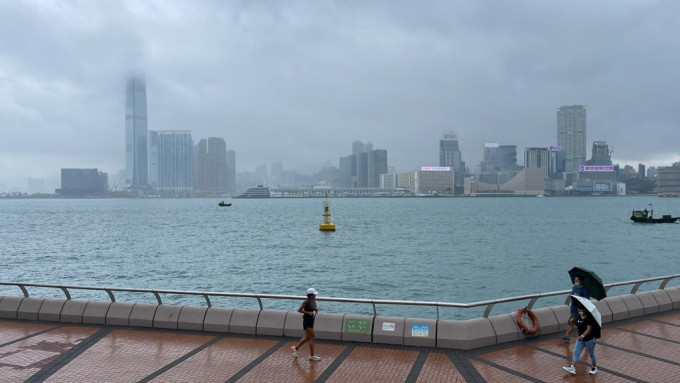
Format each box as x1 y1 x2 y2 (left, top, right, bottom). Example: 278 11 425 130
1 273 678 320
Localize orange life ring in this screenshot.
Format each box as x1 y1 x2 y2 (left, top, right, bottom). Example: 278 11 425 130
516 307 539 334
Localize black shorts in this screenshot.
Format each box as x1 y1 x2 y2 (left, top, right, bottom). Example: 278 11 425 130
303 316 315 330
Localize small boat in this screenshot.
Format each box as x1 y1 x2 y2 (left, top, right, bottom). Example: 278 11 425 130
218 201 232 207
630 209 679 223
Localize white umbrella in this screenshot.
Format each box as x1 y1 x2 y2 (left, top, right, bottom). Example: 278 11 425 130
571 295 602 327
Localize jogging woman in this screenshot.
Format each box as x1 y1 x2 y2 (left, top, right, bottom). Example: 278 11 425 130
292 288 321 361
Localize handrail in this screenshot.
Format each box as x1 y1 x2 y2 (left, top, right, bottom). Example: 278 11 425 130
1 273 678 320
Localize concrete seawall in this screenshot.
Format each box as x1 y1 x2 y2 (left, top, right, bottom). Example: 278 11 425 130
2 286 679 350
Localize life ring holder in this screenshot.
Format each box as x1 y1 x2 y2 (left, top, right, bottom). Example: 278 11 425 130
516 307 539 334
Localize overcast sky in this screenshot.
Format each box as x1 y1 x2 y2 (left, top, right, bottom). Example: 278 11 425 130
1 0 679 191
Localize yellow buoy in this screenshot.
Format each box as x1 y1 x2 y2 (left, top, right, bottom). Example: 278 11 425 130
319 192 336 231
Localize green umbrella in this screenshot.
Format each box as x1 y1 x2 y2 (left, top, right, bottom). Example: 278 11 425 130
568 267 606 301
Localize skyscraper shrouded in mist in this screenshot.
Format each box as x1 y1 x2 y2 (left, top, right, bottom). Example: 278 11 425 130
439 131 465 186
195 137 229 194
125 77 148 189
557 105 587 173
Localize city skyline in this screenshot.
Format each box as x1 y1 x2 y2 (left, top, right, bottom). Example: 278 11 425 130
2 1 680 191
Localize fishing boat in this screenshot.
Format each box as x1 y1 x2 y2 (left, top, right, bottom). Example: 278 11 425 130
630 209 679 223
218 201 231 207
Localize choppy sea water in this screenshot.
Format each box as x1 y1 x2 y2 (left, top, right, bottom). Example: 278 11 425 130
1 196 678 319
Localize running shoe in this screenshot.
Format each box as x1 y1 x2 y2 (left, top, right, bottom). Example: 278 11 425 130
563 365 576 375
589 367 598 375
291 346 298 358
309 354 321 361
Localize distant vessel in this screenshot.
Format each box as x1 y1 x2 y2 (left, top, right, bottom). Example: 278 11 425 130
630 209 679 223
234 186 271 199
319 193 336 231
659 192 679 198
218 200 231 206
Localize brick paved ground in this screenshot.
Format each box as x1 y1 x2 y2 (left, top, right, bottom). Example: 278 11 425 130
1 310 678 382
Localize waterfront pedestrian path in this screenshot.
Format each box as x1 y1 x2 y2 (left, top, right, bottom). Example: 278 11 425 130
1 309 679 382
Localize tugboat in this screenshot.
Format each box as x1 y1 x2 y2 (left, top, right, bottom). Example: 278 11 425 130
218 200 231 207
319 192 336 231
630 208 679 223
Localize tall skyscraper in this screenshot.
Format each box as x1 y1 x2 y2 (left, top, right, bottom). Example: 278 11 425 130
557 105 587 173
226 150 236 194
439 132 465 186
352 140 365 155
367 149 388 188
524 147 550 178
148 130 194 195
586 141 612 166
125 77 148 189
195 137 228 193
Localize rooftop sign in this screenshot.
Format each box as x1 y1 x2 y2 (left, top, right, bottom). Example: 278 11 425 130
550 146 563 151
579 165 614 172
421 166 451 171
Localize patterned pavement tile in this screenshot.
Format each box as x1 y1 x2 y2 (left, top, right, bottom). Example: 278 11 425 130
236 341 346 383
44 329 214 383
325 346 419 383
415 352 466 383
0 325 98 383
151 337 278 383
0 321 56 345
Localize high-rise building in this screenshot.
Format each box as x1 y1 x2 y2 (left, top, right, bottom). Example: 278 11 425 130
148 131 194 195
524 147 550 178
59 169 108 195
557 105 587 173
439 132 465 186
226 150 236 194
352 140 365 155
586 141 612 166
367 149 388 188
339 156 350 188
195 137 228 194
357 152 368 187
125 77 148 189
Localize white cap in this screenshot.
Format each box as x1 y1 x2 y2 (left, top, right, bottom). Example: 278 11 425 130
306 288 318 295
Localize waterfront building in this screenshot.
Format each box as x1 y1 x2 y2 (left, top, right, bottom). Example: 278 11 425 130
379 173 396 189
195 137 228 195
397 172 415 191
367 149 387 188
414 167 455 195
557 105 587 173
647 167 657 179
549 146 566 178
524 147 550 179
464 168 544 196
59 169 108 196
148 131 194 196
352 140 365 155
357 152 368 187
125 77 148 189
439 132 465 186
339 156 351 188
638 164 646 179
656 163 680 193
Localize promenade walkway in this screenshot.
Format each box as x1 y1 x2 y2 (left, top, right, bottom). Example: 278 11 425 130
1 309 678 382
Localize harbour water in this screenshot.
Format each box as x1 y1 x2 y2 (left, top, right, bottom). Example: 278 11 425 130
1 196 678 319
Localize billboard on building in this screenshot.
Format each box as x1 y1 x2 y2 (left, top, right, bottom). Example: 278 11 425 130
579 165 615 172
421 166 451 171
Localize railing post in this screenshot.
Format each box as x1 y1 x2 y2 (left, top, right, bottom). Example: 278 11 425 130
18 285 29 298
371 302 377 317
153 292 162 305
60 287 71 300
105 289 116 303
631 282 643 294
659 278 672 289
483 303 495 318
203 294 212 307
256 297 263 310
527 297 538 310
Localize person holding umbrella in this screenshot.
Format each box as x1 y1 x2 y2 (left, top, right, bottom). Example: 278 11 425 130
563 295 601 375
561 275 590 342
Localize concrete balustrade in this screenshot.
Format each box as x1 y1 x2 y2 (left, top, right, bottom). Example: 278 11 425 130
373 316 405 345
666 286 680 309
203 307 233 332
619 294 644 318
1 287 678 351
39 298 66 322
61 300 89 323
0 296 24 319
488 314 521 344
229 309 260 335
17 297 45 321
256 310 287 336
129 303 158 327
154 304 182 329
178 305 208 331
106 302 135 326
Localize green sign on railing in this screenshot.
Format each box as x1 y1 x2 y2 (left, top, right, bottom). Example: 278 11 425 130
344 318 371 333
